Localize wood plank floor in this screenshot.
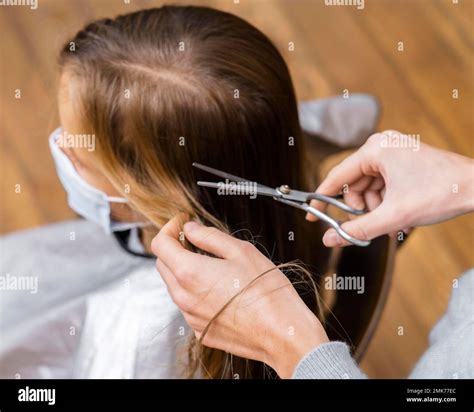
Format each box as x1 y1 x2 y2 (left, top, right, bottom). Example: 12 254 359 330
1 0 472 378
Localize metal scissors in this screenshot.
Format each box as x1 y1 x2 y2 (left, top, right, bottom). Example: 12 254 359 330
193 163 370 247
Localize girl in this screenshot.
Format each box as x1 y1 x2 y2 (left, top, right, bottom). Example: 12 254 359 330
0 5 378 379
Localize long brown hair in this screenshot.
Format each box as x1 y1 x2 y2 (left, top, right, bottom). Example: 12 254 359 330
59 5 330 378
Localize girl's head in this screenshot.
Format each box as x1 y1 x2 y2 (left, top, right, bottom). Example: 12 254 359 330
58 5 304 229
57 5 329 378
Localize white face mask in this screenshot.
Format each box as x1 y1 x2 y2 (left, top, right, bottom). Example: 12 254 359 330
48 127 141 234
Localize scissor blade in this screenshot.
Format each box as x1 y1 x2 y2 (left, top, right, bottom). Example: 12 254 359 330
193 163 277 192
193 163 251 184
197 181 279 197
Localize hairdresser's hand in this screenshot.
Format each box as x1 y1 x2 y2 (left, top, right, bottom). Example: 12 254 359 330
151 216 328 378
308 130 474 247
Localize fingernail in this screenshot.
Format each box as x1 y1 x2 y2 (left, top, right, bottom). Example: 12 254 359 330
184 221 200 232
323 231 340 247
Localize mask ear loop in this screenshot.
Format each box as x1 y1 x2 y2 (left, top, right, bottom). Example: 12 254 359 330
106 196 129 203
106 195 156 229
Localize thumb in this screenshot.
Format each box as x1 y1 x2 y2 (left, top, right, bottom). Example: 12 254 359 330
322 205 397 247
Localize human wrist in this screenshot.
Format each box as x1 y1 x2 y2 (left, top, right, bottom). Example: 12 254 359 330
428 150 474 222
457 156 474 215
265 309 329 379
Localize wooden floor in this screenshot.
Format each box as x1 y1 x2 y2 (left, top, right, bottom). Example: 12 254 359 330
1 0 472 378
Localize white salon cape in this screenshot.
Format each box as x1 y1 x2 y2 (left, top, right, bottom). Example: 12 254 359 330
0 220 190 378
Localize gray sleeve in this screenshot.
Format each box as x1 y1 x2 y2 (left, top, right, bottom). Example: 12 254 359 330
293 270 474 379
292 341 367 379
409 269 474 379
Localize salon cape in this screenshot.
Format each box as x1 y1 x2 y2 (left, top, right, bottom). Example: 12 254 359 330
0 220 189 378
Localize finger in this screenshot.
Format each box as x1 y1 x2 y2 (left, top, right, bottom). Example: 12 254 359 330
157 257 202 314
348 175 373 192
151 214 209 275
317 150 366 197
345 176 376 217
183 221 242 259
345 193 366 221
368 176 385 191
307 151 366 222
344 189 368 210
364 190 382 212
307 176 372 222
156 257 185 299
322 205 396 247
306 200 328 222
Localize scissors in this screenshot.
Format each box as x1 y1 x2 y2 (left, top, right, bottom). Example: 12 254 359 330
193 163 370 247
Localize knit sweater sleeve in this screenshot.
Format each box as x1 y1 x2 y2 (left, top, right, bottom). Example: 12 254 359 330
292 270 474 379
292 341 367 379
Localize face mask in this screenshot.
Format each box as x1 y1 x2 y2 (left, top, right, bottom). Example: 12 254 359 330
49 127 142 234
